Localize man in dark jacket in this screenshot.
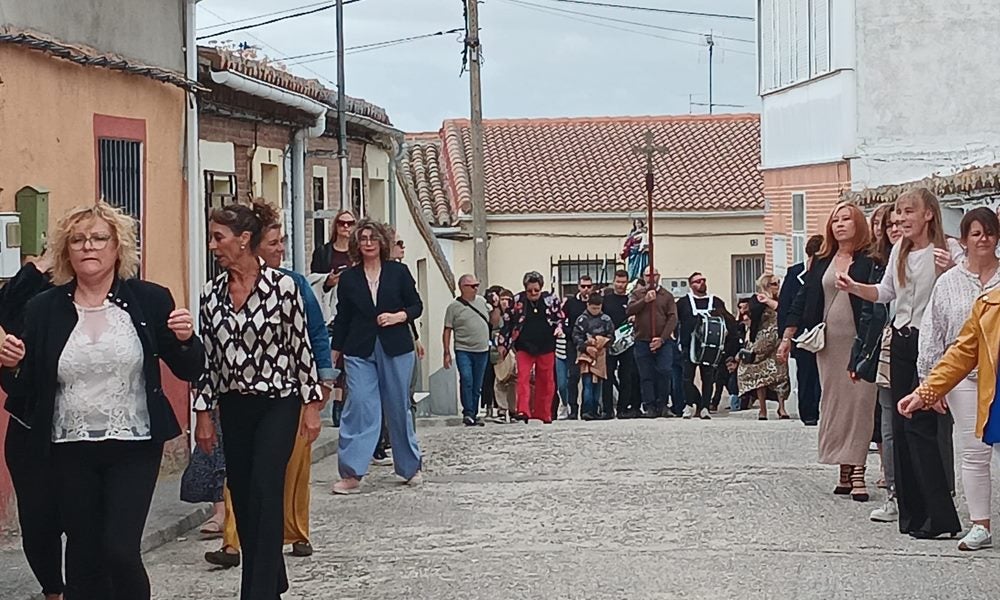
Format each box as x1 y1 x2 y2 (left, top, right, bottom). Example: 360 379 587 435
777 234 824 425
601 270 639 419
676 272 735 419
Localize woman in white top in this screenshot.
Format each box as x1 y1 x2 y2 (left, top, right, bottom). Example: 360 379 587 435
0 202 204 599
837 187 963 539
917 207 1000 551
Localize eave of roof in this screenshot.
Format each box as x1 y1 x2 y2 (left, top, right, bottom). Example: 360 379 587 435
0 26 204 93
843 163 1000 207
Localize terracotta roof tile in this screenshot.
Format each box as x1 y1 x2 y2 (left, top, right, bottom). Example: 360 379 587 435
843 163 1000 207
405 114 763 221
402 139 456 227
199 46 392 126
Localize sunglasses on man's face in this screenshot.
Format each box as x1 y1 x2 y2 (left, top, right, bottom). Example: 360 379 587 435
691 278 706 285
579 284 593 289
462 283 480 289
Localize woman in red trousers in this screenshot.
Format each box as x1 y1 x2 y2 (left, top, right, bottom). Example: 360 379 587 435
498 271 564 423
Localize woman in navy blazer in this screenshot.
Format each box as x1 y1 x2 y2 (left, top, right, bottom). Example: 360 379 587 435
329 219 424 494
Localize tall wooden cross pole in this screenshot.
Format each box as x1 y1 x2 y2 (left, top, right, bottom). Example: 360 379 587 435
633 131 668 279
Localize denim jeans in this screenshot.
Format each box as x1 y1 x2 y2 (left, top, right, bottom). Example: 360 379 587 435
456 350 490 419
581 375 602 416
556 357 570 408
634 340 674 414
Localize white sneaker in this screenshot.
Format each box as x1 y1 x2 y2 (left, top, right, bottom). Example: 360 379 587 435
557 404 570 420
682 405 695 420
372 456 393 467
405 472 423 487
958 524 992 551
870 498 898 522
869 442 879 453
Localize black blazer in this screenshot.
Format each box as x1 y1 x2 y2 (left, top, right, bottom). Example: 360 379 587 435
1 278 205 455
785 252 877 368
777 262 806 335
330 261 423 358
0 262 53 336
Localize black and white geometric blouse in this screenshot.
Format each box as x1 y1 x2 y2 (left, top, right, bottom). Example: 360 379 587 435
194 262 321 411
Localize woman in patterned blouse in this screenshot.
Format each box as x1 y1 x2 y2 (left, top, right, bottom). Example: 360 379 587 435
195 202 322 600
497 271 564 424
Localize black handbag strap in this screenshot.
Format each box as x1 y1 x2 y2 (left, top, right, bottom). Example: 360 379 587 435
458 297 491 327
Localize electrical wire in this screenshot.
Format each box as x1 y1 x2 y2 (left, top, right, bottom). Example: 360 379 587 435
282 27 465 65
536 0 755 21
196 1 333 32
196 0 364 41
199 5 340 90
505 0 754 44
499 0 755 55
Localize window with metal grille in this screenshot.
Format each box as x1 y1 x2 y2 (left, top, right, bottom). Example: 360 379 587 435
552 255 622 298
733 254 766 305
204 171 237 282
98 137 143 262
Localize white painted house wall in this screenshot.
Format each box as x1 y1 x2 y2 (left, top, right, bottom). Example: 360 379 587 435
852 1 1000 189
759 0 857 169
760 0 1000 188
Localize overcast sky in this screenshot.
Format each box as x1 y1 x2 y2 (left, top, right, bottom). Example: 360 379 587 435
197 0 759 132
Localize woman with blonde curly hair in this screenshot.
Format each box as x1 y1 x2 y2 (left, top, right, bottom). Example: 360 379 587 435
0 201 205 599
737 273 791 420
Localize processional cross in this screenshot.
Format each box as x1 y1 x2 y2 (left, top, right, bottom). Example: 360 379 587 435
632 130 668 279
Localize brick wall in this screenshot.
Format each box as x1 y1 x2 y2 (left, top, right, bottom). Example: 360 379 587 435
762 161 851 272
304 137 367 260
200 114 294 203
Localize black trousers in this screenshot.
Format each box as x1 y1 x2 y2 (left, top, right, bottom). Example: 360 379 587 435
4 420 64 596
889 329 961 537
794 351 821 424
220 393 300 600
682 359 716 412
481 363 497 410
603 348 638 416
53 439 162 600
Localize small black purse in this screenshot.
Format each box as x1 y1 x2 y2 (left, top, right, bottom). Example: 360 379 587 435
738 348 756 364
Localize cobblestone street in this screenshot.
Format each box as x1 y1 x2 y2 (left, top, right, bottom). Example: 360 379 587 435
146 411 1000 599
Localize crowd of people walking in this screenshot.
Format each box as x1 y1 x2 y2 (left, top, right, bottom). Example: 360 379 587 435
2 186 1000 599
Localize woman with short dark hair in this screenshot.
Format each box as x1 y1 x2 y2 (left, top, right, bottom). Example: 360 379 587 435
330 219 424 494
498 271 563 424
195 201 322 600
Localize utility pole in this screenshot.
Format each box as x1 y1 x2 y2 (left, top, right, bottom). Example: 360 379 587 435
705 32 715 115
336 0 350 211
466 0 488 286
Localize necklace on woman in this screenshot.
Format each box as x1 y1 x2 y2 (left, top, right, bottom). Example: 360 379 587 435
527 298 542 314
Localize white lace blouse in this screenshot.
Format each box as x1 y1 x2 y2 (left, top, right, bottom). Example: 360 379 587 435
53 302 149 442
917 260 1000 381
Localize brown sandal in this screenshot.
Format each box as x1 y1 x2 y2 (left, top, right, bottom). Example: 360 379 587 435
850 465 869 502
834 465 852 495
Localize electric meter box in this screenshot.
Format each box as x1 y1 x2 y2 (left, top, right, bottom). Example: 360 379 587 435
0 213 22 279
15 185 49 256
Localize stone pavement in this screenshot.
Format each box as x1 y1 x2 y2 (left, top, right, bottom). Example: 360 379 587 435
144 408 1000 600
3 425 345 600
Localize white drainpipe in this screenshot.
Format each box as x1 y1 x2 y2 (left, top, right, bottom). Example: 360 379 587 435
210 70 328 271
185 1 202 313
